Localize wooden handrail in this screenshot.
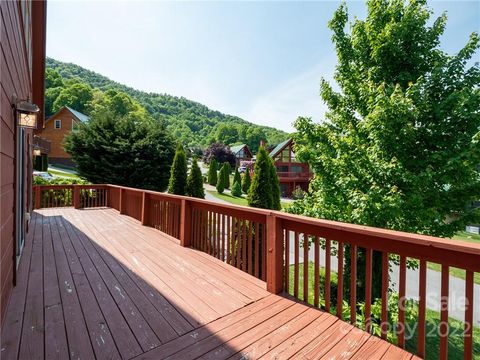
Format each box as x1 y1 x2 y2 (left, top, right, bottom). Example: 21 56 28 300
32 183 479 360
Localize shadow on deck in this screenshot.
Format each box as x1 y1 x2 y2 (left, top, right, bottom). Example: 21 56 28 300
1 208 415 359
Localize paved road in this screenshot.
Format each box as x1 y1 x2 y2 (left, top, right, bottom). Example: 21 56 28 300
286 238 480 324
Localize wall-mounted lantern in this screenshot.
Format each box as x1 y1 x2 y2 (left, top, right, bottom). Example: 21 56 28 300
33 149 41 156
14 99 40 129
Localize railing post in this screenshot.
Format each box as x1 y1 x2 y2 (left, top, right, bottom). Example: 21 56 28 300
73 185 80 209
141 192 149 226
266 212 283 294
34 186 41 209
180 199 192 247
119 188 125 214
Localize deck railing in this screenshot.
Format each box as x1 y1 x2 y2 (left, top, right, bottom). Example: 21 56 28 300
32 184 479 359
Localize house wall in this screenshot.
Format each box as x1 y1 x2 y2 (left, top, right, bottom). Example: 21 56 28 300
271 141 311 198
40 108 78 164
0 0 45 327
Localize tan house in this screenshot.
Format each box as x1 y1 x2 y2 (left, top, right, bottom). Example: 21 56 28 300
38 106 89 166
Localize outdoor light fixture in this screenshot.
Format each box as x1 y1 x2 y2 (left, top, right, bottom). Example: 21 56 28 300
33 149 41 156
14 99 40 129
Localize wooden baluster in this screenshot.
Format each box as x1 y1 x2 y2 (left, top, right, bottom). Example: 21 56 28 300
314 236 320 308
365 248 373 332
284 230 290 292
242 220 247 272
226 215 231 265
325 239 331 312
217 212 221 258
248 221 253 274
350 245 357 324
236 219 241 268
381 251 389 339
221 213 225 261
440 264 449 360
262 223 267 281
417 259 427 358
336 241 344 319
398 255 407 347
303 234 309 302
464 270 474 360
180 199 191 247
254 222 260 278
294 232 299 298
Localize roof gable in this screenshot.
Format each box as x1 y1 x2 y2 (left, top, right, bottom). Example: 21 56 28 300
269 138 292 158
230 144 247 154
46 106 89 124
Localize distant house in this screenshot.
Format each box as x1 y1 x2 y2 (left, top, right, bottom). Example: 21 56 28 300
37 106 89 167
269 138 311 197
230 144 253 165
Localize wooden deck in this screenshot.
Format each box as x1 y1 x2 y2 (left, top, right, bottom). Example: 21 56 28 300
1 207 415 359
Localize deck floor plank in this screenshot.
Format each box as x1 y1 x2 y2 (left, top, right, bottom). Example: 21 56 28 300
1 207 415 360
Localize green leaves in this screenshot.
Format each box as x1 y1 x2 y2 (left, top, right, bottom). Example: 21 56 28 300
186 158 205 199
292 0 480 238
64 101 176 191
168 144 188 195
247 147 281 210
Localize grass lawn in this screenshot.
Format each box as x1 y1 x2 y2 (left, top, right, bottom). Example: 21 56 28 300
206 190 290 210
428 231 480 284
287 262 479 360
452 231 480 244
48 169 81 180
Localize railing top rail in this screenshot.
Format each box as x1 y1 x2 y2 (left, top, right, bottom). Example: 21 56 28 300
107 184 272 217
276 211 480 272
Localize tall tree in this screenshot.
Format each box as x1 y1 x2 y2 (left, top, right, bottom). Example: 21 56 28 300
233 167 241 187
241 169 251 194
248 147 280 210
168 144 188 195
207 159 218 186
186 158 205 199
223 162 231 189
64 106 175 191
290 0 480 300
216 165 226 194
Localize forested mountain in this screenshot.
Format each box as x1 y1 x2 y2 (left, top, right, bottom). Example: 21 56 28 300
46 58 289 151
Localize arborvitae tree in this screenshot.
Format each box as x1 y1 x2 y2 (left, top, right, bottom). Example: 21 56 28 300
216 165 225 194
248 147 277 209
223 162 231 189
233 167 241 186
241 169 251 194
231 181 242 197
269 158 281 210
207 159 218 185
168 143 188 195
186 158 205 199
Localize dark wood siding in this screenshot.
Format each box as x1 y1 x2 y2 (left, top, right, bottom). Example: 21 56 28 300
0 0 46 327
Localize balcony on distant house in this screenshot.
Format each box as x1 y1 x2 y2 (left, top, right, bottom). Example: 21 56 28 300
1 184 478 359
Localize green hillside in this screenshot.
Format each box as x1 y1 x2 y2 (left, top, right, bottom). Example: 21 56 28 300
46 58 289 151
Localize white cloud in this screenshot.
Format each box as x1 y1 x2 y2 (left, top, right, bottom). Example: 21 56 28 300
241 55 337 133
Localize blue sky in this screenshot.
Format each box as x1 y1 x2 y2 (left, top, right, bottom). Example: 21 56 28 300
47 1 479 132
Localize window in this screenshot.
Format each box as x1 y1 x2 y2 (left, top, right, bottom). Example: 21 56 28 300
54 119 61 129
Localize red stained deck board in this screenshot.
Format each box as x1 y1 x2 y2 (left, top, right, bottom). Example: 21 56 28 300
1 208 415 360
